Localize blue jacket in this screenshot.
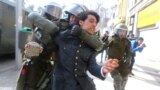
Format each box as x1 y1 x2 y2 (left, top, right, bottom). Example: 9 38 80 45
131 40 143 54
52 30 105 90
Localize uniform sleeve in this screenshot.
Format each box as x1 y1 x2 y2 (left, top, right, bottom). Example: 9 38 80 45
97 36 111 54
87 53 106 80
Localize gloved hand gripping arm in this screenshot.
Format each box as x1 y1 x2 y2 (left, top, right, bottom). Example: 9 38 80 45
71 25 104 52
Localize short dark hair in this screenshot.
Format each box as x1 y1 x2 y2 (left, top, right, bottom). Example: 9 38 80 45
137 37 144 41
105 31 109 33
77 10 100 23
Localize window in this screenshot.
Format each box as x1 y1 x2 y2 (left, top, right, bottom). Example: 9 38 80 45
130 15 135 25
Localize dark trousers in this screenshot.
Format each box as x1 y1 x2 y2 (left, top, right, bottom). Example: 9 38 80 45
129 53 135 72
111 70 128 90
24 58 52 90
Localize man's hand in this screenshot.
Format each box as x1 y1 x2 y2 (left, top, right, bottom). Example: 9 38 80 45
24 41 43 57
102 59 119 75
139 43 146 48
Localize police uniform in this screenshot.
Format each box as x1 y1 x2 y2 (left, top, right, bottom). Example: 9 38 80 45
106 23 132 90
107 35 131 90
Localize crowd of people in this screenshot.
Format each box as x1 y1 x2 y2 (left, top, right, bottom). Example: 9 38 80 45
16 2 145 90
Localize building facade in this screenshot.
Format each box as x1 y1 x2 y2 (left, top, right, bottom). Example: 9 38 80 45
126 0 160 61
115 0 160 61
114 0 128 26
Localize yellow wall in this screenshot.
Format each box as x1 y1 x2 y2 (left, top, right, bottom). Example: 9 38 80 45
137 0 160 28
115 0 128 25
117 0 127 17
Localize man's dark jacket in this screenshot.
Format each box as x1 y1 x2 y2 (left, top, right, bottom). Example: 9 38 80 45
52 31 105 90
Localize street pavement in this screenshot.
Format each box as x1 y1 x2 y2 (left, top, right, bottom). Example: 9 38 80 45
0 56 18 90
0 53 160 90
94 53 160 90
93 64 160 90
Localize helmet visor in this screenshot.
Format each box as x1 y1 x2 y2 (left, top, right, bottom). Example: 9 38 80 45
65 4 88 16
45 5 62 19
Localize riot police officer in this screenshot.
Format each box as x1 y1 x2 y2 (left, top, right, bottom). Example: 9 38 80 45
106 23 132 90
16 2 62 90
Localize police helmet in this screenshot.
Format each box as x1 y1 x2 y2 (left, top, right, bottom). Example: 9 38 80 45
44 2 62 20
114 23 128 34
64 3 88 17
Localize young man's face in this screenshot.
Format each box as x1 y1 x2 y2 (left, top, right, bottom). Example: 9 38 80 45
138 40 143 45
79 15 97 34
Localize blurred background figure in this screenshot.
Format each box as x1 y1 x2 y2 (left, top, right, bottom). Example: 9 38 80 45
129 37 146 76
102 31 109 42
128 33 136 41
101 31 109 63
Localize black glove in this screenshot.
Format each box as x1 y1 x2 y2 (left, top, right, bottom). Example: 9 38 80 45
71 25 82 36
58 19 69 30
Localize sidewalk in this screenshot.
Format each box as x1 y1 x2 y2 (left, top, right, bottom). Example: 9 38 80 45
97 52 160 76
0 65 18 90
0 53 160 90
0 57 17 88
95 53 160 90
135 53 160 76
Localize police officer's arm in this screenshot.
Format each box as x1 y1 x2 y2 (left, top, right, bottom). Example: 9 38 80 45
27 12 59 36
27 12 59 46
79 30 104 52
97 36 113 54
71 25 104 52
